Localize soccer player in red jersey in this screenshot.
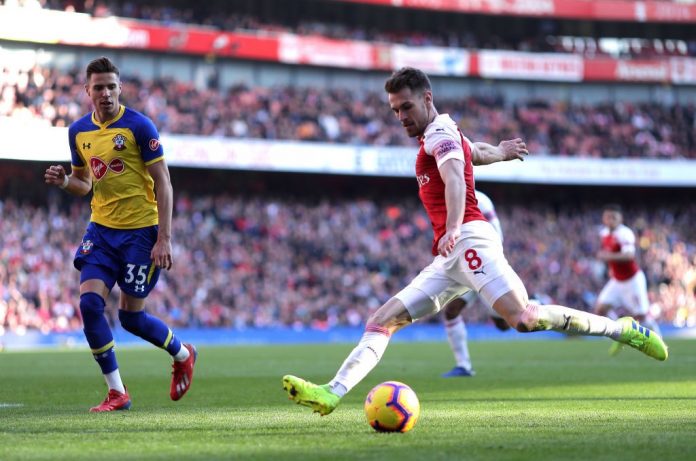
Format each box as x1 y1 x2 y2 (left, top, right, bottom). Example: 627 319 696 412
595 204 661 355
282 67 667 416
44 57 197 412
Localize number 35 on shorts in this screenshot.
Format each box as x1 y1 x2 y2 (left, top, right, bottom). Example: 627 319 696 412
121 262 160 297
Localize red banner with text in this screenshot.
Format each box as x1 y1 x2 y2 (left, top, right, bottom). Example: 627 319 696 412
1 7 696 85
336 0 696 23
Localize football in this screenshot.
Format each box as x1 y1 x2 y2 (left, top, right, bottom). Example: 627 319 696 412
364 381 420 433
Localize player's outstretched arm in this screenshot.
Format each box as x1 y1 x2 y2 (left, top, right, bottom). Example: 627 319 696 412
471 138 528 165
44 164 92 196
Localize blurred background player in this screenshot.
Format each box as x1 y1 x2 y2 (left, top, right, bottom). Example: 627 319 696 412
441 189 509 378
282 67 668 417
44 57 197 412
595 204 661 356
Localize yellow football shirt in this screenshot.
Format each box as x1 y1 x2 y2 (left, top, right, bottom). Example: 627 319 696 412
68 105 164 229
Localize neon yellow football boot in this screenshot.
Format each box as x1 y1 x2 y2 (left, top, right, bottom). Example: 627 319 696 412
282 375 340 416
615 317 668 361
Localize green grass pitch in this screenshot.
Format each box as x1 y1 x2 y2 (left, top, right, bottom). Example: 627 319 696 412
2 339 695 461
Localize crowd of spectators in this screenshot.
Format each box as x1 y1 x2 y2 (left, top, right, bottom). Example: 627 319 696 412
3 64 695 159
1 192 694 337
3 0 696 58
1 1 694 340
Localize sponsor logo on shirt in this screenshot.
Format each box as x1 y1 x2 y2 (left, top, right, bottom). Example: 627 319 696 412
432 140 459 161
109 158 125 173
90 157 125 180
90 158 108 180
149 138 160 151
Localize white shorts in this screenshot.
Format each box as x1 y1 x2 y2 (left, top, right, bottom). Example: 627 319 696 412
458 288 503 320
596 270 649 316
394 220 527 322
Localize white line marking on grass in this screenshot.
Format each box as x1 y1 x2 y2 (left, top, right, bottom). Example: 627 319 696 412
0 403 24 408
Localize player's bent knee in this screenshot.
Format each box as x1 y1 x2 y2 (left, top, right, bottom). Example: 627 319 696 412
79 292 106 325
443 299 465 320
366 312 410 333
367 298 413 333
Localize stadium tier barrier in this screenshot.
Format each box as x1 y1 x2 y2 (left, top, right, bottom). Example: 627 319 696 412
1 122 696 185
2 61 696 160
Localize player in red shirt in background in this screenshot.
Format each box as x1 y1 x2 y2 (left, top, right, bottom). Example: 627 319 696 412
282 67 668 417
441 189 510 378
595 204 661 356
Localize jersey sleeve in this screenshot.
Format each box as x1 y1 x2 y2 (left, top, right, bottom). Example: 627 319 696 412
616 226 636 253
423 126 464 168
134 114 164 165
68 124 85 169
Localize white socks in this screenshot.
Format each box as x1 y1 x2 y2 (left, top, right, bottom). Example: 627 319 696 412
104 346 190 395
329 325 391 396
444 317 472 370
173 344 191 362
104 369 126 394
524 304 623 338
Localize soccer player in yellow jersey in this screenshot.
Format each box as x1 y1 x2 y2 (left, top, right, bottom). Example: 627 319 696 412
44 57 197 412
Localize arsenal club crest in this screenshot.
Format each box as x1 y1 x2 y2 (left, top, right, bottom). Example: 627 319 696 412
112 133 127 151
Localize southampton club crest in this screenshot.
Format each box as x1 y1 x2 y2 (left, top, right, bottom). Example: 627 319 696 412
80 240 94 255
112 133 127 151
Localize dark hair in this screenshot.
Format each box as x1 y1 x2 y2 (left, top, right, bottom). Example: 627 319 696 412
603 203 623 214
86 56 119 80
384 67 432 94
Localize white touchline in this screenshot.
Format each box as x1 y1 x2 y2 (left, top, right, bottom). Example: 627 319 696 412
0 403 24 408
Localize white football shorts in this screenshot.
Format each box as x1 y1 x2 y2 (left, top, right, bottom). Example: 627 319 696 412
394 220 527 322
596 270 649 316
457 289 504 320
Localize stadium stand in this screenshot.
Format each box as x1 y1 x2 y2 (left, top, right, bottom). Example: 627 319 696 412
2 65 695 158
0 0 696 57
0 0 694 338
1 168 694 334
5 0 695 58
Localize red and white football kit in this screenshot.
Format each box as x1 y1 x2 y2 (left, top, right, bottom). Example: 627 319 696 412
394 115 526 321
597 224 649 315
458 190 507 317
